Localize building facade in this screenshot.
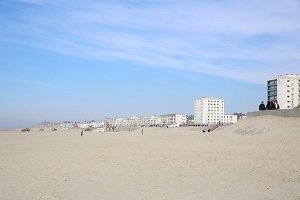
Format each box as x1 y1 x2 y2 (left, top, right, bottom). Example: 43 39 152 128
194 97 224 125
160 114 187 127
267 74 300 109
112 114 186 128
186 115 194 126
224 114 238 124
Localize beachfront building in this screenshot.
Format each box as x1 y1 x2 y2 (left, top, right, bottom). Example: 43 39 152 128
194 97 224 125
139 116 160 127
105 114 186 128
60 122 78 129
114 116 161 127
224 114 238 124
115 118 127 127
77 123 90 129
267 74 300 109
160 114 187 127
126 116 140 127
77 121 103 129
186 115 194 126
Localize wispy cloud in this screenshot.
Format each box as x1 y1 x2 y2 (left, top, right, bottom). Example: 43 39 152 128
1 0 300 84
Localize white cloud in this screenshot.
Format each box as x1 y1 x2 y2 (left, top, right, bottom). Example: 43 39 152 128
1 0 300 84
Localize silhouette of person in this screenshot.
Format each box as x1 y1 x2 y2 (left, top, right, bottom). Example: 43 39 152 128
81 130 83 136
141 129 143 135
274 100 280 109
266 100 272 110
271 101 276 110
259 101 266 110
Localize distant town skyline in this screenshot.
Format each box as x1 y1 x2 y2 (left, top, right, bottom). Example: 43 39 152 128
1 0 300 129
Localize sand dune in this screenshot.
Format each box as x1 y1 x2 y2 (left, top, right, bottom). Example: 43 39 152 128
0 115 299 200
220 115 300 135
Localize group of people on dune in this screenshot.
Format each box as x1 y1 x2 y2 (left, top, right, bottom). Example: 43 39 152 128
259 100 280 110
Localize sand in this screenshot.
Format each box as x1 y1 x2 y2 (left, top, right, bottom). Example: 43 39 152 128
0 115 299 200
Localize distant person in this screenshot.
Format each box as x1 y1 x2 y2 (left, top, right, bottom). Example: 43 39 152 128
141 129 144 135
266 100 276 110
270 101 276 110
259 101 266 110
81 130 83 136
266 101 270 110
274 100 280 109
266 100 273 110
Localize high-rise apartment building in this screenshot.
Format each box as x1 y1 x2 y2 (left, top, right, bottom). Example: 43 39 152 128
194 97 224 125
267 74 300 109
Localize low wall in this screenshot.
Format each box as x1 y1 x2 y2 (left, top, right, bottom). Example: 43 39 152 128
247 109 300 117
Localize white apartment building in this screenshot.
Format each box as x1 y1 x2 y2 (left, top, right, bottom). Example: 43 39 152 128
160 114 187 127
267 74 300 109
106 114 186 128
194 97 224 125
115 118 127 127
126 116 140 127
114 116 161 127
224 114 238 124
139 116 160 127
60 122 78 129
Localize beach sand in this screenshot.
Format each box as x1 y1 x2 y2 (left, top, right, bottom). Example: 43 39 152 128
0 115 299 200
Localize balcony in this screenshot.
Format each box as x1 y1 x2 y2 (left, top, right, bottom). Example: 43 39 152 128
268 91 277 96
267 80 277 86
268 86 277 91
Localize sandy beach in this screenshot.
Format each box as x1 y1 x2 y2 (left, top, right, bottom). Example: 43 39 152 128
0 115 299 200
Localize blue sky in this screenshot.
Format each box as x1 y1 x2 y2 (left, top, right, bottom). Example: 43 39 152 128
0 0 300 128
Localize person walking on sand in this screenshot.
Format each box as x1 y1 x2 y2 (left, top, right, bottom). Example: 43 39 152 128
81 130 83 137
141 129 143 135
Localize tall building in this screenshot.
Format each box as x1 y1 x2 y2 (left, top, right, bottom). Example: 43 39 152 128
194 97 224 125
267 74 300 109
